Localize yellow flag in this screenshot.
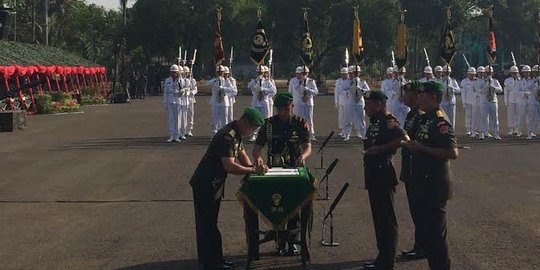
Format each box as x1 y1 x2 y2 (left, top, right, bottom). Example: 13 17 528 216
352 11 364 64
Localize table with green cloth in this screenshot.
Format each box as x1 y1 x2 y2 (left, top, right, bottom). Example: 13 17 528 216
237 167 316 269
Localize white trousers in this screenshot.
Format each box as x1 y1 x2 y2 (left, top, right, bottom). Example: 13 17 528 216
480 102 499 134
228 103 234 123
527 103 540 132
392 101 410 128
472 102 482 133
295 105 315 134
507 103 519 130
211 105 229 135
517 102 528 132
343 104 366 137
441 103 456 128
167 103 187 136
338 105 344 130
464 103 473 132
187 103 195 133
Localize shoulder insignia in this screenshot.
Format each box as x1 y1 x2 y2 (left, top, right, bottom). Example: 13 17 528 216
418 109 426 115
228 129 236 137
437 121 449 134
387 118 398 129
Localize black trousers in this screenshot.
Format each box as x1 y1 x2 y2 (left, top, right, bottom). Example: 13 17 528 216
368 188 398 267
404 181 426 251
416 202 451 270
192 186 223 266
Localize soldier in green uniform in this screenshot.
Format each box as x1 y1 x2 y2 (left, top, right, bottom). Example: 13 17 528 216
362 90 408 270
399 81 427 260
250 91 312 256
403 81 459 270
190 107 269 270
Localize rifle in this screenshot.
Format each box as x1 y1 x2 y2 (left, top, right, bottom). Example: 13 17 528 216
462 54 471 68
423 48 430 67
229 46 234 77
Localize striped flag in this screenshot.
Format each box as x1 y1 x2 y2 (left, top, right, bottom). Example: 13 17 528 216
486 15 497 63
440 9 456 65
301 10 313 66
250 14 269 65
214 9 225 66
395 11 407 68
352 9 364 64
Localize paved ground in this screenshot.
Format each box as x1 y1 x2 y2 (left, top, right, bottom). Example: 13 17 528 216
1 94 539 270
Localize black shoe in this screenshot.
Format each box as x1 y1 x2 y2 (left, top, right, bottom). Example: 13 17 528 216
222 260 235 268
203 264 233 270
400 249 426 260
363 263 394 270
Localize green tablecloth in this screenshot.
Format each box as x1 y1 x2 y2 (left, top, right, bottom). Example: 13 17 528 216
237 167 316 226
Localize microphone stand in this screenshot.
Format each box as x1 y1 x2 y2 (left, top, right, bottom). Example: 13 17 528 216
317 158 339 201
321 183 349 247
316 131 334 170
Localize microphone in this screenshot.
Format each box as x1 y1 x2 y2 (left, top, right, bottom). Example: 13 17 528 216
324 183 349 221
318 131 335 153
319 159 339 184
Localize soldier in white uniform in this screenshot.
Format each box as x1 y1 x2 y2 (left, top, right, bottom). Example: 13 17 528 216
503 66 521 136
335 67 350 137
381 67 395 113
223 66 237 123
433 65 444 80
163 64 190 142
477 65 503 140
471 66 485 137
518 65 534 138
526 68 540 139
248 65 277 141
460 67 477 135
184 66 198 137
342 65 369 141
208 65 235 136
418 66 434 82
439 65 460 127
289 66 319 140
391 66 410 128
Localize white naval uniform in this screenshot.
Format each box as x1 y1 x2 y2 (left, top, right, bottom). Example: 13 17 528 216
525 77 540 134
438 76 460 128
208 76 235 135
460 77 476 134
343 77 368 138
476 77 503 136
163 76 190 138
381 78 395 113
226 77 238 123
503 76 521 133
289 76 319 135
518 77 534 133
248 76 277 118
418 77 436 83
390 76 410 128
186 77 198 135
334 78 351 133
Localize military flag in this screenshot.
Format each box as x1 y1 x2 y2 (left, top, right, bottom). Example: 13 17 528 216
214 8 225 66
352 8 364 64
250 10 269 65
395 10 408 69
486 12 497 64
300 9 313 66
440 8 456 65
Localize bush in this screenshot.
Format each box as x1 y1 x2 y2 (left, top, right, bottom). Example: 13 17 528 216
81 96 107 105
35 94 53 114
50 91 72 103
81 86 102 97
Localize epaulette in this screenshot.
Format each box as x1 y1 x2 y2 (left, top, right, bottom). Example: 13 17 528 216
418 109 426 115
436 109 446 119
228 129 236 138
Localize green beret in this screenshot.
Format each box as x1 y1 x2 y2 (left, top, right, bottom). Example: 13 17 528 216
274 91 294 107
364 90 387 101
242 107 265 127
403 80 422 92
420 81 443 94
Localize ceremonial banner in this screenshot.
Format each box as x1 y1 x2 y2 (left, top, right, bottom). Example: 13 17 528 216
395 11 408 68
301 10 313 66
487 14 497 63
237 167 316 226
440 9 456 65
352 9 364 64
250 11 269 65
214 9 225 66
